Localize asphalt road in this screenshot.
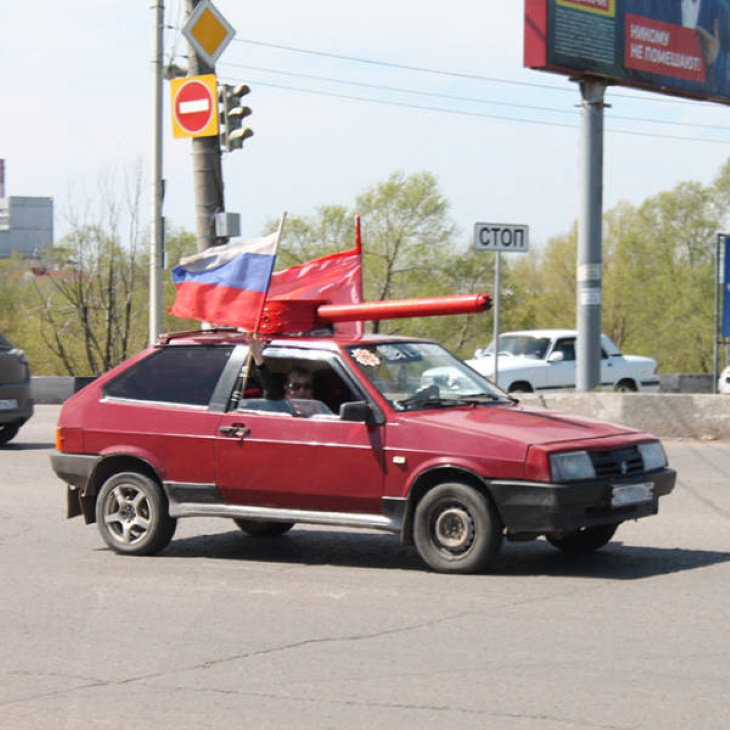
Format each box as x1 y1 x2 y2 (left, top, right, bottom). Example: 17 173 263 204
2 406 730 729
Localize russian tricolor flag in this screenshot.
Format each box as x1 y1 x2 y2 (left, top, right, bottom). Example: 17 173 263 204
169 232 279 330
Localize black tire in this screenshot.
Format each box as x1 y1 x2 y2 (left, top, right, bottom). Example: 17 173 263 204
545 524 618 552
615 379 637 393
508 382 532 394
413 482 502 574
95 471 177 556
0 422 21 445
233 519 294 537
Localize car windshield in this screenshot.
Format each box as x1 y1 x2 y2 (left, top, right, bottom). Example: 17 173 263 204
346 341 509 410
483 335 551 360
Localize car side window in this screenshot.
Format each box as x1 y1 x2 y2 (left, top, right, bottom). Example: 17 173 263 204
553 338 576 362
103 346 234 406
237 355 358 418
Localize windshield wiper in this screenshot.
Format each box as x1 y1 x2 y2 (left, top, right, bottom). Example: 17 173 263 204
457 393 502 405
397 385 462 410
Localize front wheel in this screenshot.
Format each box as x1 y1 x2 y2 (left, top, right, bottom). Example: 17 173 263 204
0 422 21 445
413 483 502 574
545 524 618 552
95 472 177 556
233 519 294 537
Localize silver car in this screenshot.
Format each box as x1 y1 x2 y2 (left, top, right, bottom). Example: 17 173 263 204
0 333 33 445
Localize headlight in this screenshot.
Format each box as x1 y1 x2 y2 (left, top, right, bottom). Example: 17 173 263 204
638 441 667 471
549 450 595 482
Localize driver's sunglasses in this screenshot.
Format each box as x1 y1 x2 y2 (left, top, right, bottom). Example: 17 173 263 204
287 381 313 392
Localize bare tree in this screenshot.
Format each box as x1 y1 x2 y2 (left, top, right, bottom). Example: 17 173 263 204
33 167 148 375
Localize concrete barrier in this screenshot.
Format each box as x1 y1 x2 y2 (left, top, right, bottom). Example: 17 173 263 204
519 392 730 439
31 376 730 439
31 376 75 404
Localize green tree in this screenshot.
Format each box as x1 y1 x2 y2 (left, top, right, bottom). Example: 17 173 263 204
266 171 484 348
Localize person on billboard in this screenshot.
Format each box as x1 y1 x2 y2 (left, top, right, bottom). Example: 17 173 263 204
623 0 730 94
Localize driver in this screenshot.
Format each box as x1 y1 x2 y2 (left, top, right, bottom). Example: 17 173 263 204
247 334 329 416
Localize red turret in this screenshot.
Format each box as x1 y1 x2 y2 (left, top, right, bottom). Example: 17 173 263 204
256 293 492 335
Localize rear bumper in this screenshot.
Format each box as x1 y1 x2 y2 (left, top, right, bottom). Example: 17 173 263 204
51 452 102 521
0 383 33 425
488 468 676 535
50 452 100 489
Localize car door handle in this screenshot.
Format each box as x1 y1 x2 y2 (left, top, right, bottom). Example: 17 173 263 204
219 423 251 439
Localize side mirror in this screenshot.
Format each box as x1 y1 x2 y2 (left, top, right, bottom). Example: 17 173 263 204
548 351 565 363
339 400 374 423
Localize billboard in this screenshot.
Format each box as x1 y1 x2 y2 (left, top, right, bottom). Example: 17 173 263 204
525 0 730 104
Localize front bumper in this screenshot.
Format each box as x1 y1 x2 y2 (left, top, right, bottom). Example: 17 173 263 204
488 468 676 535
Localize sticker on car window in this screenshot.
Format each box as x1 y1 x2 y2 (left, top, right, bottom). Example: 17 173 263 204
352 348 381 367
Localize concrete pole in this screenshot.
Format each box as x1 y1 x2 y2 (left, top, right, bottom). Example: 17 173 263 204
186 0 225 253
149 0 164 345
576 79 606 392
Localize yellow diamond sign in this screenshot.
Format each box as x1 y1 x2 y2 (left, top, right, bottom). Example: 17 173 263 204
183 0 235 67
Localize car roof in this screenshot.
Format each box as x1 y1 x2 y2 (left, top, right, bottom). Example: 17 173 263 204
156 329 433 350
499 329 578 339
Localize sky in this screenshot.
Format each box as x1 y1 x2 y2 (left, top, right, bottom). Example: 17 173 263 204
3 0 730 252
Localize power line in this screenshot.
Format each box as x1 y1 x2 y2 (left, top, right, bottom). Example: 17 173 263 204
220 61 730 133
228 36 707 108
230 36 574 93
216 75 730 145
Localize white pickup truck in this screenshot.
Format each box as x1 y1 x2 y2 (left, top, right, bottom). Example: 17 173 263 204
466 329 660 394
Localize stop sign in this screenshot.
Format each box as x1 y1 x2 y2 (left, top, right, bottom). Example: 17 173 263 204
170 74 219 139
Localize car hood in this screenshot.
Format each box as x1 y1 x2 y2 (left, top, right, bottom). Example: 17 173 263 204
400 401 638 449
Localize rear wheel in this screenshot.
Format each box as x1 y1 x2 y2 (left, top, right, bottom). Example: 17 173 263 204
95 472 177 556
508 381 532 394
413 482 502 574
546 524 618 552
233 519 294 537
0 422 21 445
615 379 637 392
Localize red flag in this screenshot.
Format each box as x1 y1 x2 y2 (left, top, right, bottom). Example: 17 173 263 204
268 247 363 336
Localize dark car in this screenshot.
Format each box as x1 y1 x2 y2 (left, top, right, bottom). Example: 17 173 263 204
51 329 675 574
0 333 33 445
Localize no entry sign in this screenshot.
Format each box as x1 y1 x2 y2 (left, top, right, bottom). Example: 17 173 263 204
170 74 219 139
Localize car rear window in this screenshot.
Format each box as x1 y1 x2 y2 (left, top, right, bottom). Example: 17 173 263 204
103 345 234 406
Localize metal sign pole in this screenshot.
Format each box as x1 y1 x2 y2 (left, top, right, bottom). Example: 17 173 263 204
493 250 501 387
149 0 164 345
715 233 722 394
473 222 529 390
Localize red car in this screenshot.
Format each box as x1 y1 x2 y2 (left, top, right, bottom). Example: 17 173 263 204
51 329 676 574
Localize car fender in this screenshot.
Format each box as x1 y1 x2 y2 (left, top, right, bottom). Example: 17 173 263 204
91 445 168 490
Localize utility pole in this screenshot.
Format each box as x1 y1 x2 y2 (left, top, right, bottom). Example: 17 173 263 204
185 0 225 252
575 79 606 392
149 0 164 345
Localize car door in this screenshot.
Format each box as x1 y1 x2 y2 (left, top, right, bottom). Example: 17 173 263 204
214 350 387 515
600 346 620 387
545 337 576 390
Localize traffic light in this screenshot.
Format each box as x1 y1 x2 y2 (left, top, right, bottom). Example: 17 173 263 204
219 83 253 152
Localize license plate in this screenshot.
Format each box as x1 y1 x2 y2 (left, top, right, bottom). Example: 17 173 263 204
0 399 18 411
612 482 653 507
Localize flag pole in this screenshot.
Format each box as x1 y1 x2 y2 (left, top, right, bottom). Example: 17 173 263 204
240 212 287 397
252 211 287 334
353 214 365 335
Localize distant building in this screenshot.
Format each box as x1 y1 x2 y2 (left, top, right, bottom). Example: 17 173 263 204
0 160 53 259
